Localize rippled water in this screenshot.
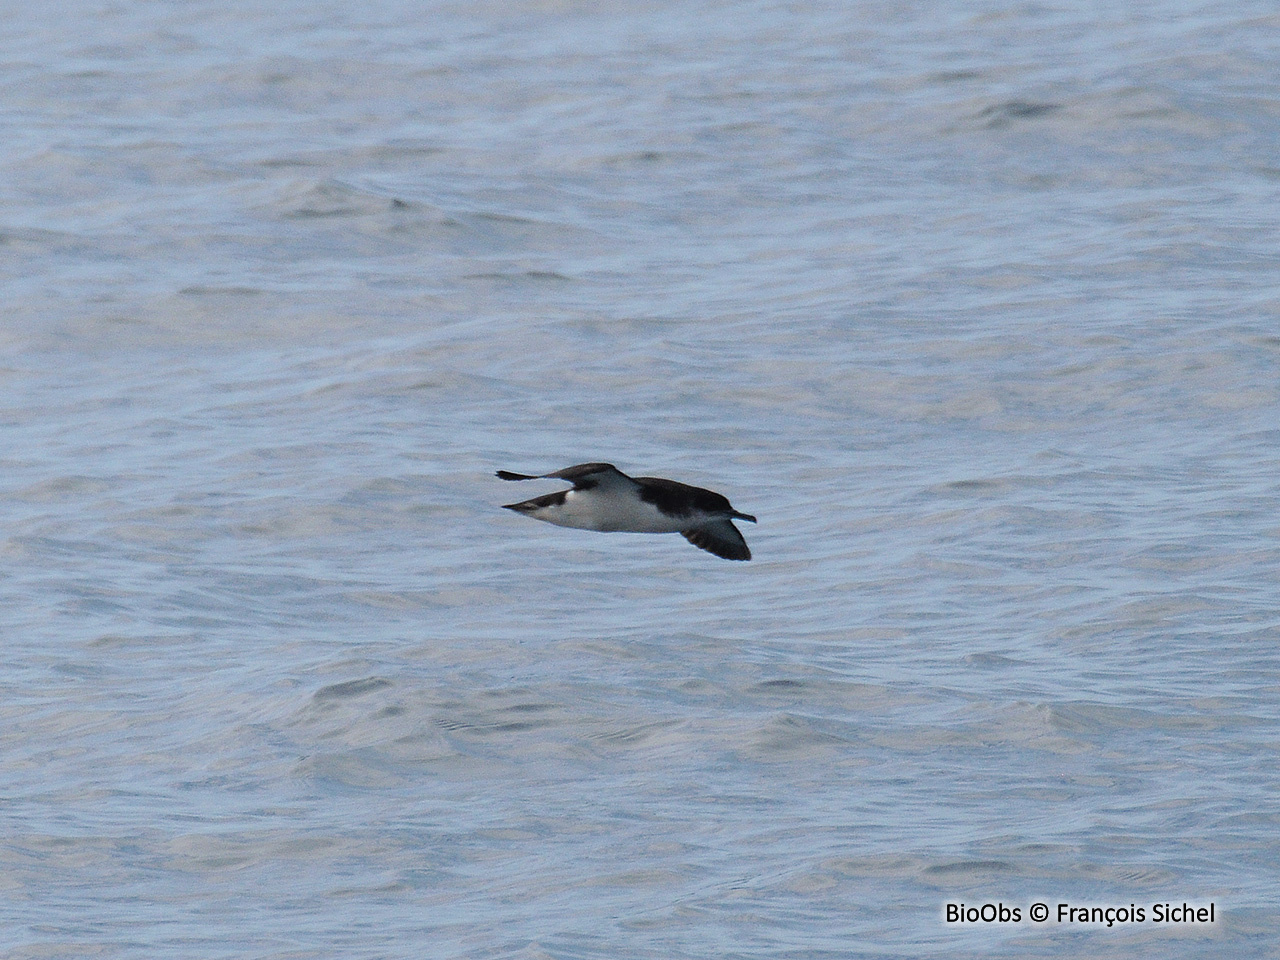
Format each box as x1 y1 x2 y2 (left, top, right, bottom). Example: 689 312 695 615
4 1 1279 957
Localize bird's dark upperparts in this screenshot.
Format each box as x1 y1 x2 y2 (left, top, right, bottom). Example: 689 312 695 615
497 462 756 560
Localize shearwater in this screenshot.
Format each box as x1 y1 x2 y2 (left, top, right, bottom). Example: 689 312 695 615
497 463 757 560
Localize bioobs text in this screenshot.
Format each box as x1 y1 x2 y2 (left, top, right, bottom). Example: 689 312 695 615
945 903 1020 923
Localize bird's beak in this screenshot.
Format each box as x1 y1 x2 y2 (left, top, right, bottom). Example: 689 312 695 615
733 511 757 523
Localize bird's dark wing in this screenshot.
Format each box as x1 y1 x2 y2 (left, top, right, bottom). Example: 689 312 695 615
682 520 751 561
497 463 623 489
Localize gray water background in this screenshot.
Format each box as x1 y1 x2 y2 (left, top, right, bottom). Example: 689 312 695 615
3 0 1279 957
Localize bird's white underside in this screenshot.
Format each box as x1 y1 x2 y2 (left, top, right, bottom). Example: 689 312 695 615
527 487 690 534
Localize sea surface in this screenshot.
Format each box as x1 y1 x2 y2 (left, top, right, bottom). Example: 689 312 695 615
3 1 1279 957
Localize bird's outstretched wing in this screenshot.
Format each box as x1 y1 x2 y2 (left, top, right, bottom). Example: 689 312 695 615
496 463 623 488
682 520 751 561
